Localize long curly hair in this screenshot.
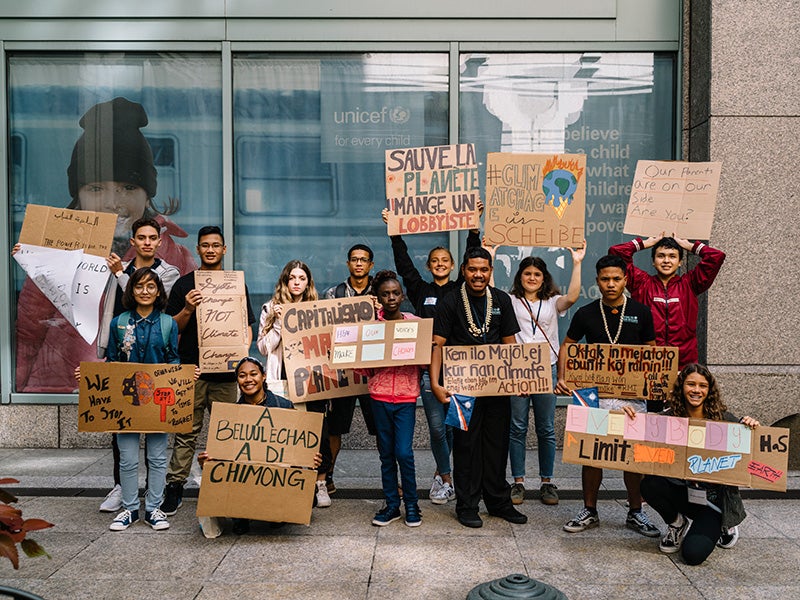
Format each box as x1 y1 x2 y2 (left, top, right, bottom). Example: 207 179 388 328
510 256 559 300
667 363 727 420
261 260 318 335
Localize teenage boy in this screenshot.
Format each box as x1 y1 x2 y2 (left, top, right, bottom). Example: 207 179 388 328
609 232 725 370
556 255 660 538
322 244 378 493
430 247 527 528
160 226 256 515
96 217 181 512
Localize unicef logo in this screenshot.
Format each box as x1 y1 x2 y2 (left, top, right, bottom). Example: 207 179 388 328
389 106 411 124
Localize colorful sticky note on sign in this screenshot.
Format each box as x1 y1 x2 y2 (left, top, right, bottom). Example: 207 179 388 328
728 423 751 452
362 323 386 341
393 321 419 339
645 414 667 443
334 325 359 343
391 342 416 360
608 412 625 436
361 343 385 361
687 425 706 448
665 416 689 445
624 413 646 440
586 408 609 436
704 421 728 451
565 404 589 432
332 345 357 363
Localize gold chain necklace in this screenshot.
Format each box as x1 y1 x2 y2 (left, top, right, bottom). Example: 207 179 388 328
461 282 492 338
600 295 627 344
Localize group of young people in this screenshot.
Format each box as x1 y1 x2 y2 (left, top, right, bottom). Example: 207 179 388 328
50 190 753 566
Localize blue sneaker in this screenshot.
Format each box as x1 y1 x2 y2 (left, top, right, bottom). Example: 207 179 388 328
405 503 422 527
372 505 401 527
109 509 139 531
143 508 170 531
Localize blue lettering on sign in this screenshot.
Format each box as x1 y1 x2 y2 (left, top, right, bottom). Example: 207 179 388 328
687 454 742 474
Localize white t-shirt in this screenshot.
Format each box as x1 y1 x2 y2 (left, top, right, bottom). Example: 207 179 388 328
510 294 566 365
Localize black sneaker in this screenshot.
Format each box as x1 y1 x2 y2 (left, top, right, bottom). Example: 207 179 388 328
232 518 250 535
160 481 183 516
326 473 337 494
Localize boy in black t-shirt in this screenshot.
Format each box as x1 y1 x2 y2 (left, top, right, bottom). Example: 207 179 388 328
555 255 661 538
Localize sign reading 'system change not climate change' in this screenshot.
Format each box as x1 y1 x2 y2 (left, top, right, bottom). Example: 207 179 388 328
385 144 480 235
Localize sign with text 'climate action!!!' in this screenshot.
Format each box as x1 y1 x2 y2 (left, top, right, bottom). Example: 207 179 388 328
78 362 195 433
563 343 679 402
385 144 481 236
484 153 586 248
281 297 374 403
562 405 789 491
197 403 323 525
443 343 551 397
624 160 722 239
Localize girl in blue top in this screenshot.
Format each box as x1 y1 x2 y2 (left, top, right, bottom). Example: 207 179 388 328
106 267 179 531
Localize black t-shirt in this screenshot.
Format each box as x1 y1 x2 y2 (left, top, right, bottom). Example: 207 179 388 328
434 285 520 346
166 271 256 382
566 298 655 345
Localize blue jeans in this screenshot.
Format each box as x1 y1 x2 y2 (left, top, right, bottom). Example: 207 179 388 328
509 363 557 480
420 370 452 476
117 432 168 513
371 398 418 508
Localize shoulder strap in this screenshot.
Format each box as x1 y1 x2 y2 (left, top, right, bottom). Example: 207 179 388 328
520 299 559 358
158 312 173 347
336 282 348 298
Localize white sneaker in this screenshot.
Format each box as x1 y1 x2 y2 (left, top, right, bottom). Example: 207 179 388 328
315 480 331 508
199 516 223 539
100 484 123 513
431 481 455 505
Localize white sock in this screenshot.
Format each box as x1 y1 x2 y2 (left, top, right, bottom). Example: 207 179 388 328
670 514 685 528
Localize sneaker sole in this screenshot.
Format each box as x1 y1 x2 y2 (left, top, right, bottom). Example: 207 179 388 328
316 500 331 508
146 522 170 531
540 496 559 506
659 543 681 554
100 504 123 513
430 496 448 505
563 519 599 533
511 497 524 505
405 520 422 527
109 522 133 531
372 515 401 526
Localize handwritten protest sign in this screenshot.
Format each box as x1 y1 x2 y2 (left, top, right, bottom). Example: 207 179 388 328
443 343 551 397
195 270 250 373
78 362 194 433
624 160 722 239
281 297 374 403
196 402 323 525
385 144 480 235
562 405 789 491
15 205 117 343
563 344 679 401
330 318 433 368
484 153 585 248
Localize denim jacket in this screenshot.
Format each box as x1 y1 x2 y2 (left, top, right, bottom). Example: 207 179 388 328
107 309 179 364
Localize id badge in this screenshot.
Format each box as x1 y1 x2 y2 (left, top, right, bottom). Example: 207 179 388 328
687 486 706 505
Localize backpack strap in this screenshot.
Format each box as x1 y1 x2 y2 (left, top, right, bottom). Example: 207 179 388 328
158 312 173 348
335 282 348 298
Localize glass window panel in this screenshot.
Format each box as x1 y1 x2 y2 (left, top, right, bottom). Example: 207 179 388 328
233 53 450 318
460 52 675 339
8 52 222 393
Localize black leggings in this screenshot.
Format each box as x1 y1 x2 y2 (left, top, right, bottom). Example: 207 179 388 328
640 475 722 565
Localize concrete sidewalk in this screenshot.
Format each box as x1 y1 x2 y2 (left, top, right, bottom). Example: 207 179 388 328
1 449 799 599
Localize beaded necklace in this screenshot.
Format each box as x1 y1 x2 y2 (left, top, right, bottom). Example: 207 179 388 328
461 282 492 338
599 295 627 344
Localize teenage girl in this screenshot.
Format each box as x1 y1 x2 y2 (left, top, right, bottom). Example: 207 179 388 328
256 260 333 507
637 364 759 565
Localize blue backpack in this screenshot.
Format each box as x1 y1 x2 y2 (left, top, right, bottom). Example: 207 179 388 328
115 311 174 356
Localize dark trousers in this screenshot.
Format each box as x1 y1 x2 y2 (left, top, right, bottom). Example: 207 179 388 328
306 400 333 475
371 399 418 509
452 395 512 516
641 475 723 565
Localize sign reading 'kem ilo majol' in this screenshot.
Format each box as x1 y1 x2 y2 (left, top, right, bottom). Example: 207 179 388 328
563 343 680 402
562 405 790 491
484 153 586 248
196 402 323 525
78 362 195 433
385 144 481 236
15 205 118 343
442 343 551 397
624 160 722 240
281 296 374 404
195 270 250 373
330 318 433 369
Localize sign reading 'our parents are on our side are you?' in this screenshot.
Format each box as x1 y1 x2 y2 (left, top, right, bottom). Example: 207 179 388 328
443 343 551 397
195 270 250 373
384 144 481 236
330 318 433 369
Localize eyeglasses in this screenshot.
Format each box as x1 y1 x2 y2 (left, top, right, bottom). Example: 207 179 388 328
199 243 224 250
133 283 158 293
349 257 372 264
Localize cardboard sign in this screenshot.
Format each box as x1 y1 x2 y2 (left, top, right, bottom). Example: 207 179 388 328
385 144 480 235
624 160 722 239
562 405 789 491
196 403 323 525
330 318 433 368
18 204 117 256
78 362 195 433
563 344 679 401
281 297 374 403
484 153 586 248
442 343 551 397
195 270 250 373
